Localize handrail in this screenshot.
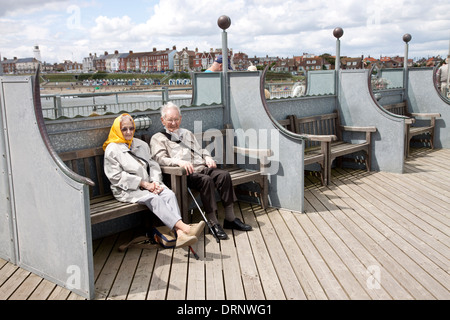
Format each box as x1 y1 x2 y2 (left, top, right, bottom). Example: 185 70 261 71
259 65 307 141
40 87 192 99
33 66 95 186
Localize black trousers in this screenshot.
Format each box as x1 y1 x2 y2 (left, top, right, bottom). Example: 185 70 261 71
187 167 237 214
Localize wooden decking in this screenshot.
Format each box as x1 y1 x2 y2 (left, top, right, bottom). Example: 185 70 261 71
1 148 449 300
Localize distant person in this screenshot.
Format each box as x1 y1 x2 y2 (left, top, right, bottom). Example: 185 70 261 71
437 58 449 94
205 55 233 72
103 113 204 248
150 102 252 240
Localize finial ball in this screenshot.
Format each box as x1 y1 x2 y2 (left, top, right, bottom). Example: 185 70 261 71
218 15 231 30
333 27 344 39
403 33 412 43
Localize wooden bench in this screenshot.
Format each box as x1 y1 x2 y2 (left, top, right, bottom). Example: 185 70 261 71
280 111 376 185
157 125 273 221
58 146 149 225
383 101 440 157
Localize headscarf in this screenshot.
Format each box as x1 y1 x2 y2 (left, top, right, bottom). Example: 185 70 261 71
102 113 135 151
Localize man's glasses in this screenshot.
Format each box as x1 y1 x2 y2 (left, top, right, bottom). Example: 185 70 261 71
164 118 180 123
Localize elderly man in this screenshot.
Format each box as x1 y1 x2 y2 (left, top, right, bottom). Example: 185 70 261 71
205 55 232 72
150 102 252 240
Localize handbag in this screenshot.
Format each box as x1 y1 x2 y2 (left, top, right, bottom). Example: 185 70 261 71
150 225 177 248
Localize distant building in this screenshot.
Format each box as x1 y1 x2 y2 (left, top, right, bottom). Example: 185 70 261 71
173 47 197 72
273 57 298 73
83 53 96 72
340 56 365 69
232 52 250 71
15 57 40 74
1 57 17 74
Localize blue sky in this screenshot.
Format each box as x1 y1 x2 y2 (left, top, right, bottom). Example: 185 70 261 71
1 0 450 64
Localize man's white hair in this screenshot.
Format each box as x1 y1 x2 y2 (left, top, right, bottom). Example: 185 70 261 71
161 102 181 119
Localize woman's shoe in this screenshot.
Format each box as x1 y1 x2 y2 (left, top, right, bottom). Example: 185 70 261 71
175 233 198 248
188 221 206 238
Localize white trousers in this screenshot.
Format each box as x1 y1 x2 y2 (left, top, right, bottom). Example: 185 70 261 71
137 187 181 230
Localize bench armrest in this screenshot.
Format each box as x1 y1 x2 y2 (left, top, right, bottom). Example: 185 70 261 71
304 134 337 142
340 125 377 133
160 166 187 176
233 146 274 159
410 112 441 119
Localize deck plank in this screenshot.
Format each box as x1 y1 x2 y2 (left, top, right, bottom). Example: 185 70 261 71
186 231 206 300
241 203 287 299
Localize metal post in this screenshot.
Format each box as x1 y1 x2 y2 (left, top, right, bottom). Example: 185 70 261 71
403 34 412 100
333 27 344 98
218 15 231 125
446 36 450 97
55 94 63 118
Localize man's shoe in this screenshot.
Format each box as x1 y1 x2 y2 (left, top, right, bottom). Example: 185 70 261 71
175 233 198 248
188 221 206 238
223 218 252 231
211 223 228 240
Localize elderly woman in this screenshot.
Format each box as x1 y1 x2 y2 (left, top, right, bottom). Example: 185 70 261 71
103 113 204 248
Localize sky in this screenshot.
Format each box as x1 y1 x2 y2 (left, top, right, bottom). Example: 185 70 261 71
1 0 450 64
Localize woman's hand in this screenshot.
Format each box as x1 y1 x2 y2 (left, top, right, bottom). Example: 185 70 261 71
140 181 164 194
152 182 164 195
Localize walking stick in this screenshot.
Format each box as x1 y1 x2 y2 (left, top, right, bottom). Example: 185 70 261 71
187 187 220 243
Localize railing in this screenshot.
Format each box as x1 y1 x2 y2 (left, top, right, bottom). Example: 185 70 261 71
266 82 306 99
41 87 192 119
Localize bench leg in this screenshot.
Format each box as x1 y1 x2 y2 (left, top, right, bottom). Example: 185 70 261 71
430 129 435 150
260 176 269 209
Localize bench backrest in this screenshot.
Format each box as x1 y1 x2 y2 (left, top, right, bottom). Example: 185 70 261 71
287 112 339 149
383 101 408 116
57 134 151 200
58 147 110 199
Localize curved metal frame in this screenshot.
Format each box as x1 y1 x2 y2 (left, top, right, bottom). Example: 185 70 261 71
33 67 94 186
366 65 409 120
259 65 307 141
432 64 450 105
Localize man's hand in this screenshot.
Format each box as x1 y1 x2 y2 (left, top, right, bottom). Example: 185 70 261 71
178 160 195 175
205 157 217 168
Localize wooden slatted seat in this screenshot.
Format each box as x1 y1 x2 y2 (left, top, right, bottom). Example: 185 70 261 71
58 146 148 225
281 111 376 185
383 101 440 157
159 124 272 221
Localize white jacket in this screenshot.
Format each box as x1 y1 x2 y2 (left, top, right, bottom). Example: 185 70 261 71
104 138 163 203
